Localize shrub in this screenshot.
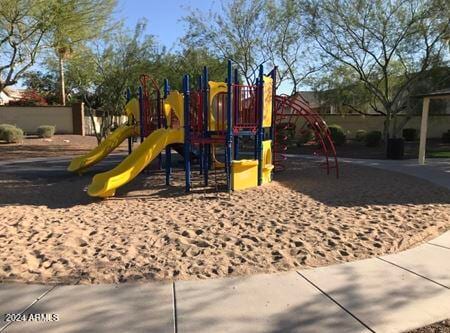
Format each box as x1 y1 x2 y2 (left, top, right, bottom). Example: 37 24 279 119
0 124 16 140
296 128 314 146
37 125 55 138
1 126 24 143
355 130 367 142
328 124 346 146
442 130 450 143
365 130 382 147
402 128 418 141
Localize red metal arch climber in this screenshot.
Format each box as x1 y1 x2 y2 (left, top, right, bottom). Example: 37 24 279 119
273 94 339 177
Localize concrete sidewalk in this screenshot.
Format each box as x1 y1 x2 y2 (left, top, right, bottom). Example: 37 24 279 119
339 157 450 191
1 231 449 333
290 154 450 191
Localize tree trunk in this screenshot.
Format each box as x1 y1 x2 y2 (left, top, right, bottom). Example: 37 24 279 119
394 115 412 138
59 55 66 106
392 115 398 139
383 109 391 157
88 108 101 144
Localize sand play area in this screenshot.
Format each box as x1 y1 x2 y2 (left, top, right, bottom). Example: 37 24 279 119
0 158 449 284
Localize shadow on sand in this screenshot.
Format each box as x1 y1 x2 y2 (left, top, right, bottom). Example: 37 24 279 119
0 155 227 209
275 159 450 207
1 157 450 209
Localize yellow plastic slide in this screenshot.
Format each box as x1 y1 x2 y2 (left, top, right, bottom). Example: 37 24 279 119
68 98 140 173
67 125 137 173
87 128 184 198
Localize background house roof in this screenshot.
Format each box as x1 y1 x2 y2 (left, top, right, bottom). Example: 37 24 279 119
293 91 320 108
415 88 450 99
2 86 24 99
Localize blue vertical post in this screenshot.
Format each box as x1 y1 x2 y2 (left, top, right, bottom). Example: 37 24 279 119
138 86 144 143
257 65 264 186
226 60 233 192
163 80 169 99
202 66 209 187
164 79 171 186
183 75 191 192
233 68 239 160
163 79 170 129
126 88 132 154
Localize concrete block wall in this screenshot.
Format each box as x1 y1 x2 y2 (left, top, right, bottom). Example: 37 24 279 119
0 103 84 135
293 114 450 139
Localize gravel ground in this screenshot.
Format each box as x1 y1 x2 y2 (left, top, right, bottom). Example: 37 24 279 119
0 135 128 161
406 319 450 333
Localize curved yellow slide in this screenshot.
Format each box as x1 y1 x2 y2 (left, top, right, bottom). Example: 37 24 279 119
67 125 137 173
87 128 184 198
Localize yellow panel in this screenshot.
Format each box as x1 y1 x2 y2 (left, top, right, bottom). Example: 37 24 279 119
209 81 227 104
263 76 273 128
262 140 274 184
165 91 184 126
163 102 173 126
231 159 258 190
124 98 140 120
209 81 227 131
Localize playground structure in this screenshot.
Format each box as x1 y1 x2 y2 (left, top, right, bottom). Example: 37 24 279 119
68 60 338 197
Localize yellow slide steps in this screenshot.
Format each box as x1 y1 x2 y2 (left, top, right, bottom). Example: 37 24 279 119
67 125 137 173
231 159 259 190
262 140 274 184
231 140 274 190
87 128 183 198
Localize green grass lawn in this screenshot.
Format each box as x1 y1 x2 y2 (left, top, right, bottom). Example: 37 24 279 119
428 151 450 158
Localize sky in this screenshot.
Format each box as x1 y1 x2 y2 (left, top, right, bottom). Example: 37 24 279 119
115 0 216 50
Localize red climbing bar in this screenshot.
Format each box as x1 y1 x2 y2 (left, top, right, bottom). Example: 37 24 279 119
190 91 203 137
189 90 205 142
232 84 258 133
140 74 162 137
273 95 339 177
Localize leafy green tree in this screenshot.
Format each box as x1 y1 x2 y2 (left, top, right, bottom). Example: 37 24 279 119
23 71 59 104
47 0 116 105
263 0 324 93
182 0 320 91
65 21 158 141
182 0 267 85
302 0 450 144
0 0 52 93
309 65 376 115
151 48 228 90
